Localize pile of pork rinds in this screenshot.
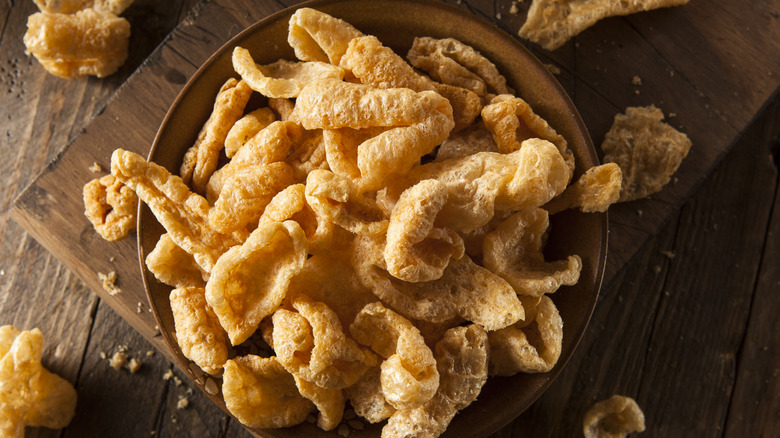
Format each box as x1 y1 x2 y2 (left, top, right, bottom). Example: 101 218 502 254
83 7 624 437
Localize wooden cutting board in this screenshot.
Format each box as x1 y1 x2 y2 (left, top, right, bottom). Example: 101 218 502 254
9 0 780 363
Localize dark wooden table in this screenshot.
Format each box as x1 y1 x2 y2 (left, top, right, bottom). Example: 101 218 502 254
2 0 779 437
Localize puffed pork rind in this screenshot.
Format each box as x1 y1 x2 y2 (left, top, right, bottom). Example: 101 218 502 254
382 324 488 438
488 295 563 375
33 0 134 15
433 120 498 163
205 220 308 345
349 302 440 411
545 163 623 214
224 107 277 159
287 7 364 65
145 233 206 288
602 105 692 202
344 366 395 423
305 169 388 236
222 355 314 429
293 375 345 431
24 9 131 78
0 326 77 436
482 208 582 297
518 0 690 51
271 296 378 389
583 394 646 438
82 174 138 241
170 287 228 375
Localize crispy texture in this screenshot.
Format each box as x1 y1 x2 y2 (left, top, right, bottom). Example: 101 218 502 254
545 163 623 213
33 0 134 14
24 9 130 78
224 107 277 159
434 120 498 162
82 174 138 241
583 395 646 438
293 375 345 431
602 105 692 202
344 366 395 423
305 169 388 236
145 233 206 288
0 326 77 436
170 287 228 374
287 7 364 64
519 0 690 51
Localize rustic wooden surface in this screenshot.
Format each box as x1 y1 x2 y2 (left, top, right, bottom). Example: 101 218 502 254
2 0 779 436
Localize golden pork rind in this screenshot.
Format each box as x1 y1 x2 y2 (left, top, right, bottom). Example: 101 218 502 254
205 220 308 345
518 0 690 51
545 163 623 214
111 149 242 273
232 47 345 99
344 366 395 423
407 36 513 104
179 78 253 195
305 169 388 236
287 7 364 65
145 233 206 288
583 394 646 438
433 120 498 162
290 78 455 191
258 183 334 254
170 286 228 375
601 105 692 202
350 302 439 411
33 0 134 14
482 208 582 297
224 107 277 159
382 324 488 438
271 296 378 389
488 295 563 375
293 375 345 431
24 8 130 78
0 326 77 436
83 174 138 241
222 355 314 429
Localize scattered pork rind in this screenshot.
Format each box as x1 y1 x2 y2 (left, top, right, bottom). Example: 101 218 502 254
0 326 77 436
518 0 690 51
287 7 364 65
545 163 623 214
482 208 582 297
23 8 130 78
205 220 308 345
33 0 134 14
170 286 228 375
145 233 206 288
583 394 646 438
601 105 692 202
488 295 563 375
82 174 138 241
350 302 439 411
222 355 314 429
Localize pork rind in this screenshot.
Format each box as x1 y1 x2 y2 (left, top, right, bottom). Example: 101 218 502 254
482 208 582 297
293 375 345 431
232 47 345 99
0 326 77 436
518 0 690 51
350 302 440 411
170 286 228 374
205 220 308 345
344 366 395 423
382 324 488 438
290 78 455 191
83 174 138 241
407 36 513 104
287 7 364 65
271 296 377 389
545 163 623 214
222 355 314 429
305 169 388 236
33 0 134 14
145 233 206 288
488 295 563 375
601 105 692 202
583 394 646 438
23 8 130 78
433 120 498 162
224 108 276 159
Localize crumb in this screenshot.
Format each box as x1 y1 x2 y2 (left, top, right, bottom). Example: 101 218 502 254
127 357 142 373
109 351 128 370
136 302 143 314
109 256 115 263
99 351 107 359
631 75 642 86
496 12 502 19
89 162 103 173
171 415 178 424
97 270 121 296
510 2 519 14
636 209 643 217
176 394 190 410
668 112 677 118
661 250 675 259
146 350 155 357
634 90 640 95
163 369 175 381
545 63 561 75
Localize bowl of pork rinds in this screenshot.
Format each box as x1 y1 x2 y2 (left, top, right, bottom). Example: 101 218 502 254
128 1 618 437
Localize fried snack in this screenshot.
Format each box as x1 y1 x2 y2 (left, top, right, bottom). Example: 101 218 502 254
305 169 388 236
83 174 138 241
350 302 439 411
433 120 498 162
407 36 513 104
382 324 488 438
205 220 308 345
24 8 130 78
482 208 582 297
344 366 395 423
488 296 563 375
287 131 329 182
111 149 242 273
583 394 646 438
170 286 228 375
258 184 333 253
222 355 314 429
518 0 690 51
0 326 77 436
290 78 454 191
602 105 692 202
293 375 345 431
145 233 206 288
224 107 277 158
482 94 575 171
287 7 364 65
179 78 253 194
33 0 134 14
545 163 623 214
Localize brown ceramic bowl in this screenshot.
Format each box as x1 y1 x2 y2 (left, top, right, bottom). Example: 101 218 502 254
139 1 607 437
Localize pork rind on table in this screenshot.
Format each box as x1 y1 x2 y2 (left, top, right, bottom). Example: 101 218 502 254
582 394 646 438
82 6 622 437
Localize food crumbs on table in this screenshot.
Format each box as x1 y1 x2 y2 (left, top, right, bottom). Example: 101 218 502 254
109 351 127 370
510 1 519 14
146 350 155 357
89 161 103 173
661 250 676 259
177 394 190 409
631 75 642 86
545 63 561 75
97 270 121 296
163 369 175 381
127 357 142 373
